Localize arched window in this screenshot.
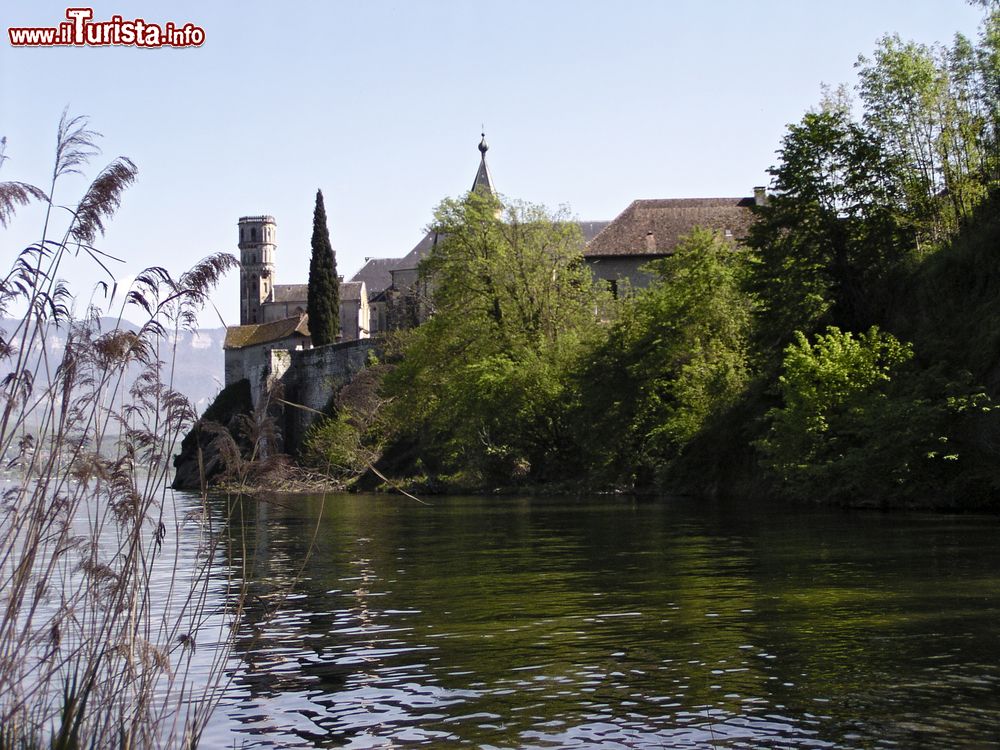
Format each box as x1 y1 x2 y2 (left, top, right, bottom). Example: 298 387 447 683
251 227 258 242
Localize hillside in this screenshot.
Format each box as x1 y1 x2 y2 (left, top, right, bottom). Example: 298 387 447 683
0 317 227 415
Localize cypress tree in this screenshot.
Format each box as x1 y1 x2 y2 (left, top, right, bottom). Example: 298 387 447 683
307 189 340 346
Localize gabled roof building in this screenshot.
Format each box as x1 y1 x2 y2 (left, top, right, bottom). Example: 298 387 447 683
584 195 762 291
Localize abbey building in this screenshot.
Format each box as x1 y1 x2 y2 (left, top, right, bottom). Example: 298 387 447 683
223 135 765 392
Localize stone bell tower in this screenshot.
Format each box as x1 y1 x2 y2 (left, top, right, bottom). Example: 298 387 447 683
238 215 277 325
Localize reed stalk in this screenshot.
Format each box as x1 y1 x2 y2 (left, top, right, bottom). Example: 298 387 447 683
0 111 241 748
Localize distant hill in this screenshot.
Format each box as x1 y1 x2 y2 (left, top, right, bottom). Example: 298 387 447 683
0 317 227 415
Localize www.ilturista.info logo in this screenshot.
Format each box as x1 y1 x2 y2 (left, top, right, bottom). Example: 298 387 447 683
8 8 205 48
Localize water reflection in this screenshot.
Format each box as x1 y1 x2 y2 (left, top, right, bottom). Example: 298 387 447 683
202 494 1000 749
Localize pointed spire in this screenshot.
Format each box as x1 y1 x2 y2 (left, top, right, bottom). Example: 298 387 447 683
471 131 495 196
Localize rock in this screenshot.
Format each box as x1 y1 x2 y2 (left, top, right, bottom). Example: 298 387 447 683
172 379 253 490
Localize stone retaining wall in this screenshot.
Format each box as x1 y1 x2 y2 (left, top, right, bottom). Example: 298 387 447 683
225 337 380 454
280 339 379 453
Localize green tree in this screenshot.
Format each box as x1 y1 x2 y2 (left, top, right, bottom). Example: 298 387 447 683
856 36 951 238
307 189 340 346
759 326 915 502
570 228 753 487
756 326 996 505
978 9 1000 176
942 32 991 218
746 109 909 360
382 191 607 485
855 21 1000 240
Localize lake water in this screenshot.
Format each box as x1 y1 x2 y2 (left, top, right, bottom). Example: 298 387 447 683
199 492 1000 749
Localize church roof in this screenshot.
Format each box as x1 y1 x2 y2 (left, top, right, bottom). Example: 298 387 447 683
270 284 308 303
389 219 606 278
269 281 365 304
224 314 310 350
350 258 407 296
584 197 756 258
396 230 441 271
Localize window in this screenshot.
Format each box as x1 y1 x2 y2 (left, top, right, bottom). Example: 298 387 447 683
251 227 258 242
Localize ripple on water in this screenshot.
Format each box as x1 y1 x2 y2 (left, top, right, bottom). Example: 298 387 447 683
198 494 1000 749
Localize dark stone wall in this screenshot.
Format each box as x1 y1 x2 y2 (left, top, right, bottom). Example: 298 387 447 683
280 338 380 454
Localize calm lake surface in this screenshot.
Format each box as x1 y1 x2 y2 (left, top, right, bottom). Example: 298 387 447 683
200 493 1000 749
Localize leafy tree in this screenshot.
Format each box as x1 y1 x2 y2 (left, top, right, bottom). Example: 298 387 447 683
759 326 914 502
382 191 607 485
978 9 1000 174
751 19 1000 368
307 189 340 346
855 32 1000 239
739 20 1000 507
854 14 1000 240
856 36 951 238
570 229 753 487
941 32 991 217
758 326 996 505
746 109 909 360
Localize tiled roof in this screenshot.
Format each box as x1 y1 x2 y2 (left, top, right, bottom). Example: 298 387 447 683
395 231 441 272
270 284 308 303
350 258 407 296
223 314 310 349
585 198 755 258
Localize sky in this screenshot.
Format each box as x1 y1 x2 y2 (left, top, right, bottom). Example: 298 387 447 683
0 0 987 328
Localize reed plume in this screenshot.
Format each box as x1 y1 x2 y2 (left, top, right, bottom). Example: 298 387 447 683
0 112 241 748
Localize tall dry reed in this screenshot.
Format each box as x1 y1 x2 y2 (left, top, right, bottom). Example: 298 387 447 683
0 111 241 748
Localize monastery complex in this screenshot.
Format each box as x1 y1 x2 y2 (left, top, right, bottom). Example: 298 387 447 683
223 136 766 399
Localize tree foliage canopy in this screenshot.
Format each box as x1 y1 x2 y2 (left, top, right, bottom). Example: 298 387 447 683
383 192 608 484
746 109 911 360
569 229 752 486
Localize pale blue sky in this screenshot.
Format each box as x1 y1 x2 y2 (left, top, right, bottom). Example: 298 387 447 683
0 1 986 326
